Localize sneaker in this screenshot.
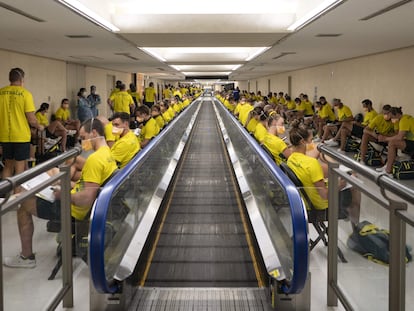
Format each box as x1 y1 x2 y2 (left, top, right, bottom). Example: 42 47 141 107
375 165 393 177
324 138 339 147
337 148 345 154
4 254 36 268
313 136 322 142
67 130 77 136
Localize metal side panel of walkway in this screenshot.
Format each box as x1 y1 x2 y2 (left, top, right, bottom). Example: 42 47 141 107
142 101 261 288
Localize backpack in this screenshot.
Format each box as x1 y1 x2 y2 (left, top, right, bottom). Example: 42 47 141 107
344 137 360 153
347 221 412 265
392 159 414 180
354 144 383 166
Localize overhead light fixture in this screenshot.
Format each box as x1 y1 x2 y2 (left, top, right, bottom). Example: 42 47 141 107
232 64 242 71
56 0 120 32
140 48 166 62
245 47 270 61
287 0 345 31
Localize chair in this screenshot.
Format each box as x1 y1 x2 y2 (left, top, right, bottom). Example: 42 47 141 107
280 162 347 262
47 169 121 280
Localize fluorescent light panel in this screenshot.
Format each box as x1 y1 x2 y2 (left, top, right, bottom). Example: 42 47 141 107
171 64 243 71
56 0 120 32
287 0 345 31
140 47 270 62
182 72 231 76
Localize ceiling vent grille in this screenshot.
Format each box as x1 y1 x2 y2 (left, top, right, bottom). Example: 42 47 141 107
66 35 92 39
360 0 413 21
315 33 342 37
0 2 45 22
272 52 296 60
115 52 139 60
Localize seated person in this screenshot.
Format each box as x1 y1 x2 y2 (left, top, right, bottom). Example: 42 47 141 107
3 118 118 268
135 105 160 148
244 107 261 133
287 120 360 226
321 98 353 144
253 109 269 144
314 97 335 141
110 112 140 168
333 99 377 152
359 104 394 162
376 107 414 176
159 100 173 123
55 98 80 140
151 104 165 130
262 114 291 165
35 102 68 152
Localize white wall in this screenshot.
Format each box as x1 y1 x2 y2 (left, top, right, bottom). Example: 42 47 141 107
0 49 132 118
244 46 414 116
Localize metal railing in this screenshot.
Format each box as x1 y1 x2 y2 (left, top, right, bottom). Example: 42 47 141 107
0 147 82 311
318 144 414 311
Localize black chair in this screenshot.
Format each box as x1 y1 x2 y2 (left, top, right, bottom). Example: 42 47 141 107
280 162 347 263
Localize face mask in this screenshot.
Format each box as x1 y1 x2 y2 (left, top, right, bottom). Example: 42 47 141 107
315 107 320 112
276 125 286 135
112 126 123 135
391 118 399 124
306 142 316 152
81 139 93 151
82 92 87 97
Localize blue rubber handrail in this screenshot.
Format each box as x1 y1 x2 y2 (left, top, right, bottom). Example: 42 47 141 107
215 100 309 294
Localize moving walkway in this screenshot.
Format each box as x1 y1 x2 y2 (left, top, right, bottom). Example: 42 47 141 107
89 96 309 310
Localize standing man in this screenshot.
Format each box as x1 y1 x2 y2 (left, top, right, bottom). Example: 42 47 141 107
87 85 101 117
143 82 157 108
0 68 43 182
108 83 135 115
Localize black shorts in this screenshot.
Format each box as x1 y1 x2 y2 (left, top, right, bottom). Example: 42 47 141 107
1 142 30 161
36 198 61 221
338 188 352 218
351 124 364 138
404 140 414 153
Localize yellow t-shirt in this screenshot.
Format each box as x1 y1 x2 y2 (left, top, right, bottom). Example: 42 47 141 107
55 107 70 122
303 101 314 116
110 91 134 114
254 123 267 143
287 152 327 210
0 85 35 143
263 133 288 165
163 88 172 99
239 104 254 126
367 114 394 136
71 145 118 220
337 105 353 121
362 110 377 126
286 100 296 110
246 118 259 133
111 131 140 168
398 114 414 141
35 111 49 127
155 115 165 129
167 107 175 120
318 104 336 122
104 122 117 143
128 90 141 105
162 110 172 123
140 117 160 142
144 87 156 103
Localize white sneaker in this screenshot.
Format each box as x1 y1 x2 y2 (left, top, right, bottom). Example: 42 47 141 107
324 139 338 147
313 137 321 142
67 130 77 136
375 165 393 177
4 254 36 268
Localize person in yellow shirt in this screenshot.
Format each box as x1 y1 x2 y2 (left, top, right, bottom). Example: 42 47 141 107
360 104 394 163
108 83 135 115
160 100 173 123
314 97 335 141
55 98 81 139
4 118 118 268
253 110 268 144
162 85 172 100
322 98 353 143
238 99 254 126
128 83 142 110
377 107 414 175
0 68 44 182
110 112 140 168
135 105 160 148
35 103 69 151
287 120 360 224
332 99 377 152
262 114 291 165
143 82 157 108
151 104 165 129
